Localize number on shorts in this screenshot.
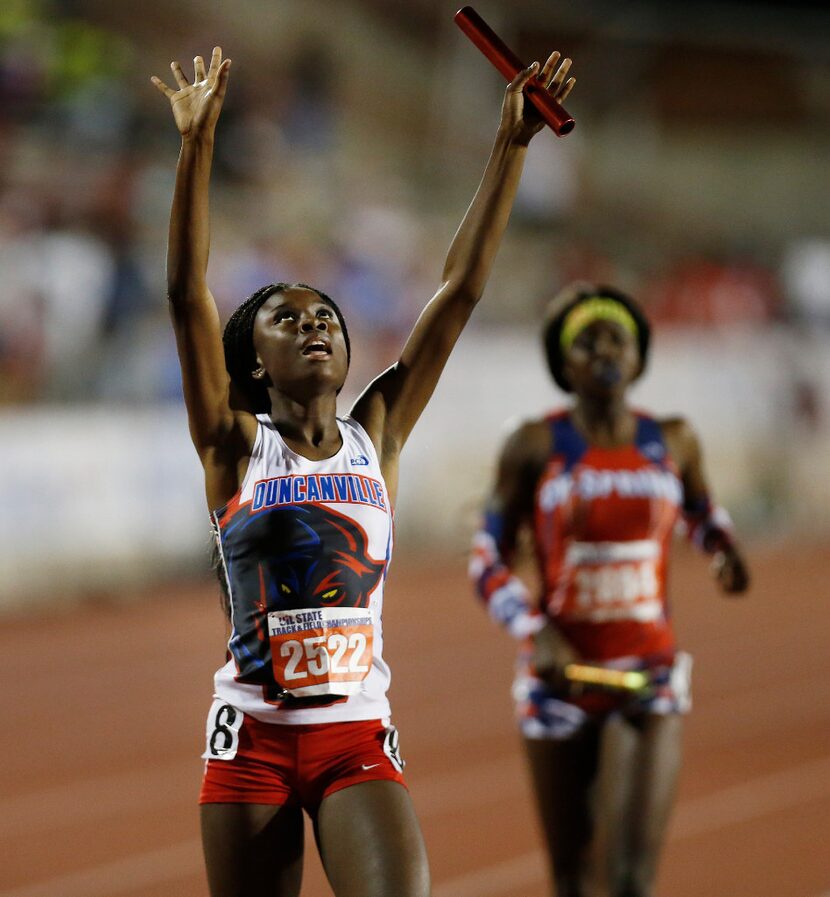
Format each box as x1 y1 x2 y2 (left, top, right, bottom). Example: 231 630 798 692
203 700 243 761
383 725 405 773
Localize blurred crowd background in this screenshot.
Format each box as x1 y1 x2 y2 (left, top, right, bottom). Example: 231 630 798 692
2 0 830 603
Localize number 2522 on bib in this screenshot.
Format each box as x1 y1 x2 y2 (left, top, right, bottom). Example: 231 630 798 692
268 607 374 697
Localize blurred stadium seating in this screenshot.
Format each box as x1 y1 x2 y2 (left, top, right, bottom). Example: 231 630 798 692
2 0 830 605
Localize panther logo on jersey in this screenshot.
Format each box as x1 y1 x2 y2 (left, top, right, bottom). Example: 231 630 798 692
217 503 386 702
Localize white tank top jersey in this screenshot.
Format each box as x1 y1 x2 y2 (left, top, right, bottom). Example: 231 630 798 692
210 414 394 725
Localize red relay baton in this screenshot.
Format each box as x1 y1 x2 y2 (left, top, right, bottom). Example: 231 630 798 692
454 6 575 137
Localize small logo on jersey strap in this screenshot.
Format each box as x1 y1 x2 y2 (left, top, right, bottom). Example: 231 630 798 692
361 763 381 771
642 441 665 461
350 454 370 466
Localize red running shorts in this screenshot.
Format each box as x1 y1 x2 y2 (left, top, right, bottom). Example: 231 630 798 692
199 700 407 810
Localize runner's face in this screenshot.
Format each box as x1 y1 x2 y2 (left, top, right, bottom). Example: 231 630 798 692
252 287 348 397
562 319 640 397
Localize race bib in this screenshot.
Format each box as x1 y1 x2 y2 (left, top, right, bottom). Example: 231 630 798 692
268 606 374 697
562 541 662 623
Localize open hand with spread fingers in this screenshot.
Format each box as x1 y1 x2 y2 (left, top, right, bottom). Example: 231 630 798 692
150 46 231 139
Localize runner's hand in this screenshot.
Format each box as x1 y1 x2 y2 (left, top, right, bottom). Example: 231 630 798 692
531 621 581 689
500 51 575 145
713 546 750 594
151 46 231 139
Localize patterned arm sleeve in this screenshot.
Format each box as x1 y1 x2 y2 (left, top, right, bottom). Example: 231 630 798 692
469 510 545 640
681 495 737 554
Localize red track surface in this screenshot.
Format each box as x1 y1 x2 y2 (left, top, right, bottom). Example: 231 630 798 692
2 540 829 896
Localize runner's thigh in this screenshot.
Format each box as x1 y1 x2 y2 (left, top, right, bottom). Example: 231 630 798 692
524 726 600 893
201 802 304 897
622 713 683 890
591 713 682 896
315 780 430 897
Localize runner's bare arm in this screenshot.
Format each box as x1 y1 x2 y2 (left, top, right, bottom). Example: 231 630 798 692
352 53 576 495
661 417 750 594
152 48 256 506
471 419 580 675
471 421 543 624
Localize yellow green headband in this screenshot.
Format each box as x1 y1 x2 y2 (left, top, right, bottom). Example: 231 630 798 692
560 297 638 351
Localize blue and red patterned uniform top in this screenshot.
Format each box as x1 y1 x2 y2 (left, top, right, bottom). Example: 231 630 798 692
533 411 683 664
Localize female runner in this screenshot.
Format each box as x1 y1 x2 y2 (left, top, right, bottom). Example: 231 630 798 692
470 283 749 897
151 45 575 897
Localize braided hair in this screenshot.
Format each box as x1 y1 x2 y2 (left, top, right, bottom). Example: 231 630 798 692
542 282 651 393
222 282 351 412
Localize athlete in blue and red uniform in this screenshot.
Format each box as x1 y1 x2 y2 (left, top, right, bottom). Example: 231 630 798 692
152 45 576 897
470 284 749 897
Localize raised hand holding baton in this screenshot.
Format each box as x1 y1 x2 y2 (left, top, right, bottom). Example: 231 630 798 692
454 6 575 136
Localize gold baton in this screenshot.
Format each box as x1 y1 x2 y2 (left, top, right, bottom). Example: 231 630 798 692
564 663 650 692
